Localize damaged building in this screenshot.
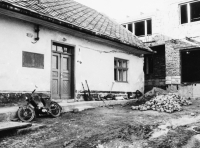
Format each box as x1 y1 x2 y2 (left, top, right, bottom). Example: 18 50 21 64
122 0 200 98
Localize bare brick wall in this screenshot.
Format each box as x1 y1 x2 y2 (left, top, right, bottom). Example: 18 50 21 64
165 41 181 77
145 45 165 80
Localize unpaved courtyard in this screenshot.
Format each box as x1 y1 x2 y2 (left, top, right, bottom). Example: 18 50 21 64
1 99 200 148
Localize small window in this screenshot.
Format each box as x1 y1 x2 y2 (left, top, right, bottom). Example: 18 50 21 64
114 58 128 82
128 23 133 32
22 51 44 69
180 1 200 24
122 25 126 28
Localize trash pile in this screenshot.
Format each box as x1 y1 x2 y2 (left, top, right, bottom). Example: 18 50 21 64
132 93 192 113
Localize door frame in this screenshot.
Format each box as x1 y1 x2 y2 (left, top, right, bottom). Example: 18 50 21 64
50 40 76 100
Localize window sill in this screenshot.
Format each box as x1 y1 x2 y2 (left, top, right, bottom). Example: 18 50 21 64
114 81 128 83
137 34 152 38
180 20 200 26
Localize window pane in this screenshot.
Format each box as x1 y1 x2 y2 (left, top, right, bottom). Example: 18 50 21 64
52 55 58 69
135 21 145 36
118 61 122 67
52 45 57 51
128 23 133 32
64 47 71 53
57 46 63 52
123 70 127 81
122 61 127 68
114 69 117 81
122 25 126 28
147 20 152 35
118 70 123 81
63 57 69 70
114 60 117 67
191 1 200 22
180 4 188 24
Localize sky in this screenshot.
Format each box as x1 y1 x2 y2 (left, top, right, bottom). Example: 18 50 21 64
75 0 176 23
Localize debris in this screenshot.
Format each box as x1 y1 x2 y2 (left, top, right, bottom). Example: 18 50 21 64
132 93 192 113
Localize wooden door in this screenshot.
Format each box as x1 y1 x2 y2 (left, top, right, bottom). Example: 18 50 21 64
61 54 71 99
52 53 72 99
52 53 60 99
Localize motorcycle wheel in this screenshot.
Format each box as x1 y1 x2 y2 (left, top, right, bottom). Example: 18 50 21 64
49 102 61 117
17 105 35 122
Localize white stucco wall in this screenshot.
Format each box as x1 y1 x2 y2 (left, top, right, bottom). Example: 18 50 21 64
0 15 144 94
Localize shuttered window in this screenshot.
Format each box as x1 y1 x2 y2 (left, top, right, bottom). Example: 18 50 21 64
22 51 44 69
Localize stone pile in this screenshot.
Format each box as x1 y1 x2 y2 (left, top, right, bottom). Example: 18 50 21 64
132 93 192 113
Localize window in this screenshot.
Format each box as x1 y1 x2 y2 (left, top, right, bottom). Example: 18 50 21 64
180 1 200 24
122 19 152 36
114 58 128 82
134 19 152 36
181 49 200 83
52 43 72 54
22 51 44 69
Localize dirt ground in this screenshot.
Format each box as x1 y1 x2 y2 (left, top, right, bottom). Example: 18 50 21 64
1 99 200 148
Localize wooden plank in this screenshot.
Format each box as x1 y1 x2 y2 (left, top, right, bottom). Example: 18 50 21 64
0 122 32 132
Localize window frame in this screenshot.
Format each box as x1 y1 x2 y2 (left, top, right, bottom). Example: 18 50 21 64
135 19 152 37
114 58 128 82
121 18 152 36
180 0 200 24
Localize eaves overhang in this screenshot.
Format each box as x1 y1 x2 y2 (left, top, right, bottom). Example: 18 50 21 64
0 1 153 55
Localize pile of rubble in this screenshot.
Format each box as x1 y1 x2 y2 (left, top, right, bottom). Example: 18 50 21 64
132 93 192 113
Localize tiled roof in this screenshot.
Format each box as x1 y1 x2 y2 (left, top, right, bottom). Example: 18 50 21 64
0 0 151 52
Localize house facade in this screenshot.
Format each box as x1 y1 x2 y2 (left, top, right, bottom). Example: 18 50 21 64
0 0 151 103
122 0 200 98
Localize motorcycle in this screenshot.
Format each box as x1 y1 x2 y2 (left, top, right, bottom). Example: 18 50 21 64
17 88 62 122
